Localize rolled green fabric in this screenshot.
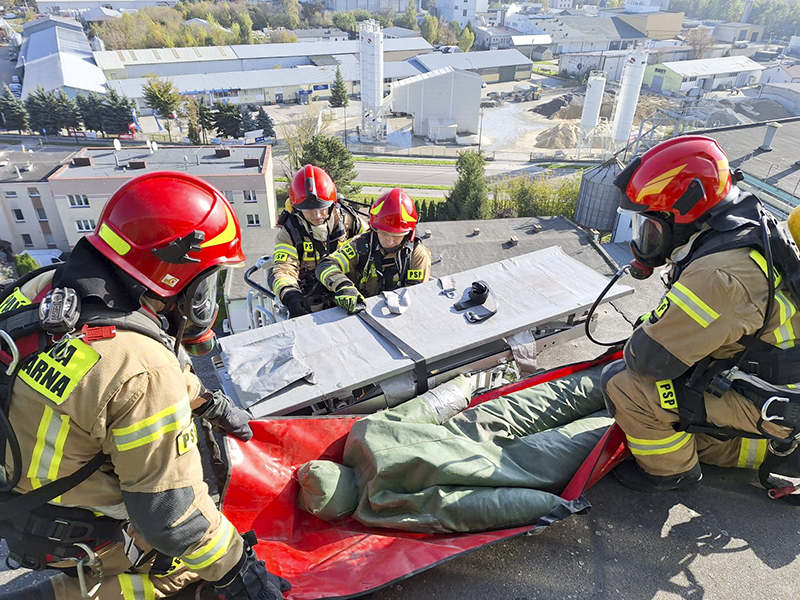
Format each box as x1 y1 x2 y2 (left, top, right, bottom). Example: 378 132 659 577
297 460 359 521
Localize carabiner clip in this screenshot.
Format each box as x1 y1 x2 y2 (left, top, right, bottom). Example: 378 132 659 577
761 395 790 422
71 543 103 599
0 330 19 376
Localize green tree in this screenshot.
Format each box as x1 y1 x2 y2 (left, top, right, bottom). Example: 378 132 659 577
420 14 439 44
102 89 137 136
332 11 357 35
198 101 214 144
15 252 39 277
300 134 361 196
443 151 489 220
240 107 257 134
141 76 181 141
329 66 349 108
279 0 301 29
76 92 105 135
256 107 275 137
458 27 475 52
212 101 243 138
395 0 419 30
0 84 29 133
25 87 62 135
54 90 81 135
235 10 253 44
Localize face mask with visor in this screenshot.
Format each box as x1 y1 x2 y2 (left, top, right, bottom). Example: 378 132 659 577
164 269 221 356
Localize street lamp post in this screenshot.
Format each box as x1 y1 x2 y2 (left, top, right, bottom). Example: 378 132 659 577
478 106 484 153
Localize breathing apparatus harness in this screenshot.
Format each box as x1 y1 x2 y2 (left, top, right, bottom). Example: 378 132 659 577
357 231 422 294
586 193 800 501
0 263 186 572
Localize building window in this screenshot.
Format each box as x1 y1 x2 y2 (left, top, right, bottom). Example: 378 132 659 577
224 190 235 204
655 68 666 74
36 207 47 221
21 234 33 247
68 194 90 208
463 9 467 16
5 191 17 198
243 190 257 203
44 232 56 248
75 219 96 233
28 187 41 198
12 208 24 222
246 214 261 227
687 76 697 82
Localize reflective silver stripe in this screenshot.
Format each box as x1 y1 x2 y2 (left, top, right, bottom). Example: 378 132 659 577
183 517 235 570
666 282 720 329
28 406 70 489
773 290 796 349
626 431 693 456
273 243 298 259
112 399 191 452
332 252 348 272
119 573 155 600
737 438 767 469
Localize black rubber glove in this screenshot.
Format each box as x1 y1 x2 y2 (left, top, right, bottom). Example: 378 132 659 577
282 289 312 318
334 283 365 314
194 390 253 441
214 532 291 600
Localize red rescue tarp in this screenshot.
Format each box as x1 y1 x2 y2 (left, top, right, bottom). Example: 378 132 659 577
221 353 628 600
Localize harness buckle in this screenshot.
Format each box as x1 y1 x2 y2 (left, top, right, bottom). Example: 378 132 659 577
69 542 103 599
48 519 71 542
761 395 790 422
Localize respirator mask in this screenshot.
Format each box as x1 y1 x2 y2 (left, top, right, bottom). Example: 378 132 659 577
164 269 220 356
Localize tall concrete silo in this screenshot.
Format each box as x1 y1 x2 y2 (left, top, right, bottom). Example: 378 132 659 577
580 71 606 145
610 51 647 149
359 20 386 141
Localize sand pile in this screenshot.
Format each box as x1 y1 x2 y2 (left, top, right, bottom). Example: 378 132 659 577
535 123 582 149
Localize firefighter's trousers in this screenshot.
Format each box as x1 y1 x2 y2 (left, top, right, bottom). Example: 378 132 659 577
604 362 787 478
48 529 200 600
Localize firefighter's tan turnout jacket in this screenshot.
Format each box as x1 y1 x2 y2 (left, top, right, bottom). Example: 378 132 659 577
1 270 244 588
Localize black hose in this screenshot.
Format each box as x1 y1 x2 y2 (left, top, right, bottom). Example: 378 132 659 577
585 265 631 348
0 372 24 493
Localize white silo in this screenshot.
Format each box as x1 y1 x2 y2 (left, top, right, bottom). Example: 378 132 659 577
359 20 386 141
610 50 647 148
580 71 606 144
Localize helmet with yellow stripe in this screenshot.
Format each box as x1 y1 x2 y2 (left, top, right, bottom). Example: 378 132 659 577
86 171 245 298
368 188 418 241
615 135 733 225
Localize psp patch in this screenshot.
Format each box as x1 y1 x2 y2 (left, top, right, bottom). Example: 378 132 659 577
177 421 198 456
342 243 357 259
407 269 424 281
656 379 678 410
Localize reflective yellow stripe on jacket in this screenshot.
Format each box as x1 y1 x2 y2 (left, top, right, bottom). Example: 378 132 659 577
666 282 720 328
737 438 768 469
111 398 191 452
182 516 236 571
118 573 156 600
748 250 797 349
626 431 693 456
28 405 70 498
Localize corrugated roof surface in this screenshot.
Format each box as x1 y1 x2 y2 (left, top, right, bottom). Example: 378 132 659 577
535 16 646 43
416 49 532 72
19 17 107 98
107 61 422 97
661 56 765 77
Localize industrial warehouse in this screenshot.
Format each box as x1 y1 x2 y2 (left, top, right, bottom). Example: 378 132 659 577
1 0 800 596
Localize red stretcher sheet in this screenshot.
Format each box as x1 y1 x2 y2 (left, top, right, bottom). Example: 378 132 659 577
221 352 628 600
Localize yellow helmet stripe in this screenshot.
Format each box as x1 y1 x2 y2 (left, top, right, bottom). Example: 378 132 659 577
370 201 384 216
716 158 729 197
98 223 131 256
201 204 236 248
400 203 415 223
635 164 687 204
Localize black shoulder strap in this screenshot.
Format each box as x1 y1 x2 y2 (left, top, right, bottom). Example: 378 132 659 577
0 452 106 520
397 239 418 286
282 212 307 258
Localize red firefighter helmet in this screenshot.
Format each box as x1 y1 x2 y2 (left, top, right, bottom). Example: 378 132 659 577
86 171 245 298
289 164 337 210
615 135 733 224
369 188 418 239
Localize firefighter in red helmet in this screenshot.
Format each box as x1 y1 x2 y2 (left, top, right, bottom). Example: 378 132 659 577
269 164 367 317
602 136 800 494
0 172 290 600
316 188 431 314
